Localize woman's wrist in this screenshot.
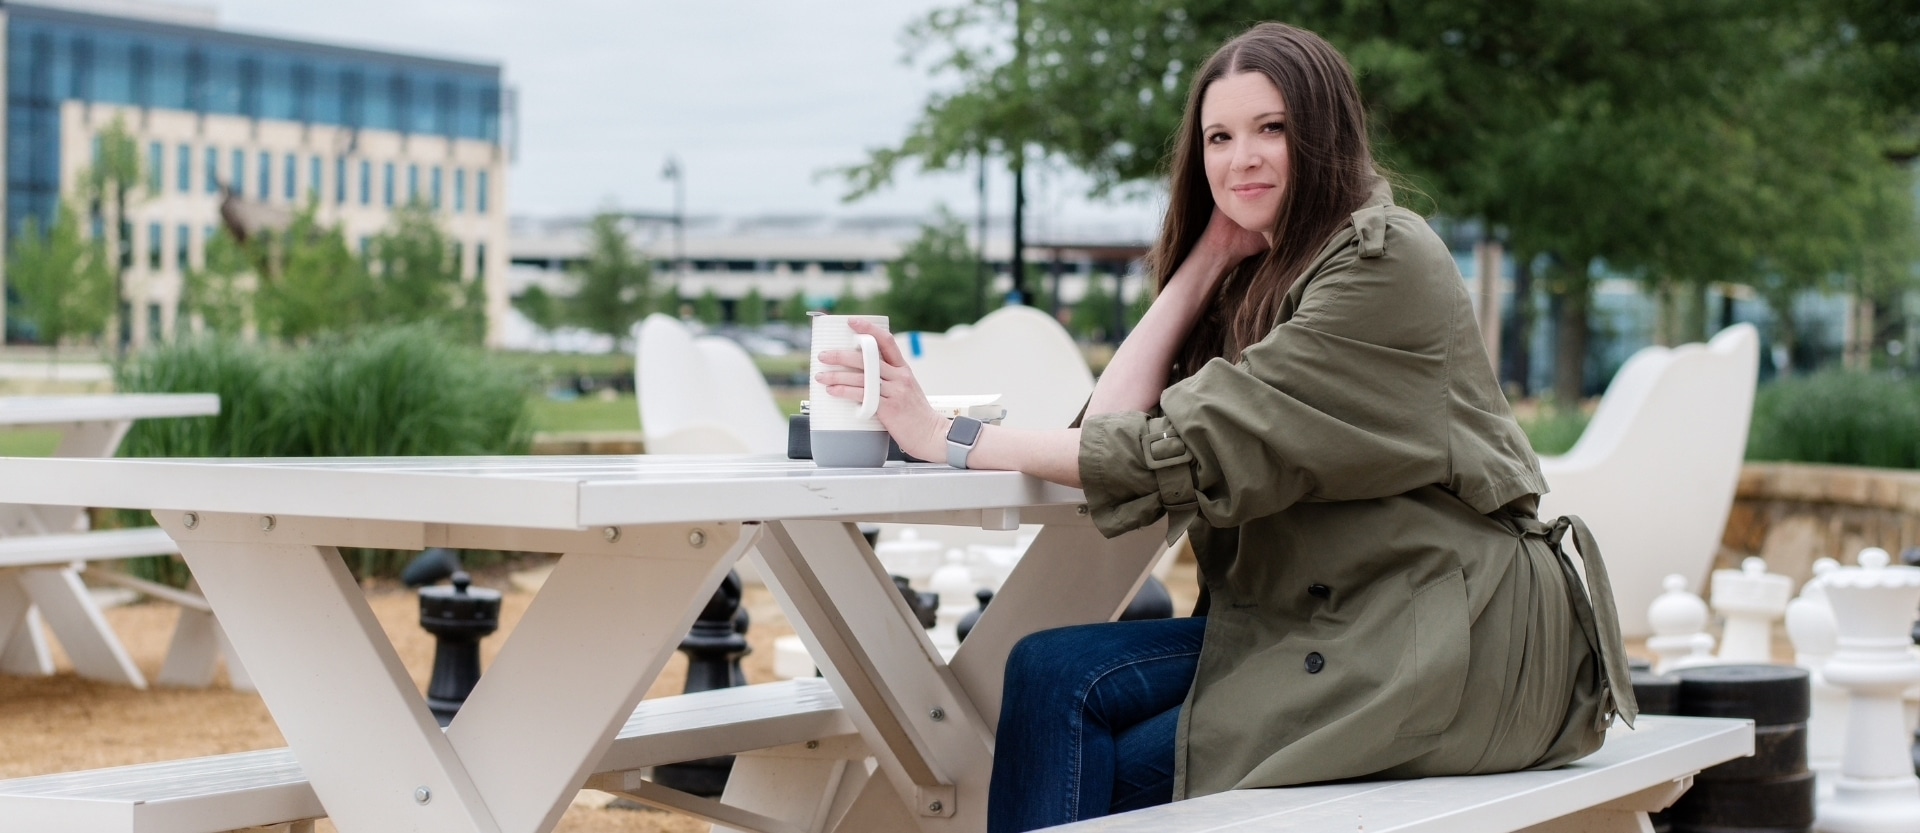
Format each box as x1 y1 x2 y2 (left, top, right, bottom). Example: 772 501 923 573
917 416 954 465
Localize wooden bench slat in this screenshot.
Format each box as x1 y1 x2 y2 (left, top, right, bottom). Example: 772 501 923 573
0 528 180 570
0 678 849 833
1042 715 1754 832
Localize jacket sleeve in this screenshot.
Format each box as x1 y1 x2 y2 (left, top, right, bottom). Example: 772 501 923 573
1079 212 1460 540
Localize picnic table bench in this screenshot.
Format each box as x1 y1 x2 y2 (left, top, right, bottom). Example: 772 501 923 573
0 394 231 689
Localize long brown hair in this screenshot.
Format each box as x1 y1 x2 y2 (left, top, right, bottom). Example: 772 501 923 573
1149 23 1383 375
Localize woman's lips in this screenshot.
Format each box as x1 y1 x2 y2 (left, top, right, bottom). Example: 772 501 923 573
1231 184 1275 198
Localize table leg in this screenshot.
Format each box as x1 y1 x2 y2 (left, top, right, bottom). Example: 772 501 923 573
947 521 1167 727
15 566 146 687
0 573 54 676
445 523 756 833
756 520 990 832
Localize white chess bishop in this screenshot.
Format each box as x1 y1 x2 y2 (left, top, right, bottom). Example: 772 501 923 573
1815 548 1920 833
1714 556 1794 663
1648 574 1718 674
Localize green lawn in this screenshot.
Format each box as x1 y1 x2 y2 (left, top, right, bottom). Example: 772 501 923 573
0 430 63 457
530 394 641 434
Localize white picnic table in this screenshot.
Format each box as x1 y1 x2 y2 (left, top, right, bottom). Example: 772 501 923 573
0 453 1167 833
0 394 222 688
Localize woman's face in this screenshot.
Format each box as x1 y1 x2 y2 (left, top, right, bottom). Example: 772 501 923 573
1201 71 1290 242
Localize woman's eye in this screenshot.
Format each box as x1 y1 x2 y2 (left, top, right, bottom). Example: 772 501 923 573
1206 132 1229 144
1263 121 1287 134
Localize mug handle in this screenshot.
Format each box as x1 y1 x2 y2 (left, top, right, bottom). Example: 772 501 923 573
856 333 881 420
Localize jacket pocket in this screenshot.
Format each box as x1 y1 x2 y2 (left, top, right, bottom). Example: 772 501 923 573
1399 568 1470 738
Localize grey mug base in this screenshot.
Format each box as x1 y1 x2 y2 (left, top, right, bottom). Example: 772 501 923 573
811 429 891 468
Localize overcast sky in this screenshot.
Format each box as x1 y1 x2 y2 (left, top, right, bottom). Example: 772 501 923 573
211 0 1162 235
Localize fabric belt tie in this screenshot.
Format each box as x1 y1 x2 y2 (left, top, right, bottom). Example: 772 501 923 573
1515 514 1639 732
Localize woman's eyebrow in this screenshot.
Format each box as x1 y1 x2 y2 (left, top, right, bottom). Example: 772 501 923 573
1201 111 1289 131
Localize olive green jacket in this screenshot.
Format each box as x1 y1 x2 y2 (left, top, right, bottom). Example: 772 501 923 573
1079 181 1636 798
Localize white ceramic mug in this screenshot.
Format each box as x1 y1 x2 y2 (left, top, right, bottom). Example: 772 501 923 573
809 313 891 467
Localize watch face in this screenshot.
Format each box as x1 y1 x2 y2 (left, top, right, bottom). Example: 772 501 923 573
948 417 983 445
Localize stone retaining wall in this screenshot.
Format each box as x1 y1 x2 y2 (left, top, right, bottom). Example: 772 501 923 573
1721 462 1920 587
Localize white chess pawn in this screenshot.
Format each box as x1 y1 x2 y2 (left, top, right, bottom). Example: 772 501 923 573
928 549 975 659
1815 548 1920 833
1714 556 1794 663
1649 574 1718 674
1787 557 1844 800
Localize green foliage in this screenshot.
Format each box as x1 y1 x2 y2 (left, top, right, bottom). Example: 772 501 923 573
257 206 372 342
512 284 562 331
183 228 254 337
1069 274 1117 342
1747 371 1920 469
365 204 485 344
740 287 768 327
8 204 114 351
81 117 143 352
114 326 533 579
881 212 978 331
1126 282 1152 329
557 213 652 344
832 282 863 315
783 290 814 325
1516 398 1591 457
695 288 724 325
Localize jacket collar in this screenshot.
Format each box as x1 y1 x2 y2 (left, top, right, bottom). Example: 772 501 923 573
1359 177 1394 211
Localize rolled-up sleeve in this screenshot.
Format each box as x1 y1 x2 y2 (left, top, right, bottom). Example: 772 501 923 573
1078 215 1460 541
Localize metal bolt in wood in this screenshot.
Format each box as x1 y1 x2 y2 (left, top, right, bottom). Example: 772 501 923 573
688 529 706 548
413 786 431 804
260 515 276 532
182 512 198 529
929 707 945 722
603 526 620 543
929 801 944 813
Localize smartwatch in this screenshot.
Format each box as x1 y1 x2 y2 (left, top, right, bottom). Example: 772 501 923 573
946 416 985 469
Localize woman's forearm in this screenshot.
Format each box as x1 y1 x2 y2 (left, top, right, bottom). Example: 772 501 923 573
937 422 1083 489
1086 251 1234 417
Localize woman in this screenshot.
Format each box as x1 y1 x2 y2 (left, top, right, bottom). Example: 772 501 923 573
816 21 1636 832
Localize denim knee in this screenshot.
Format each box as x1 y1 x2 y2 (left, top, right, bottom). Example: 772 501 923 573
1005 624 1105 693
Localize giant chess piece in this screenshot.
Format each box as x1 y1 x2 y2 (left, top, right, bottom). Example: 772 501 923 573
1788 557 1845 799
1649 574 1718 674
418 571 501 727
1714 556 1794 663
1814 548 1920 832
653 570 751 797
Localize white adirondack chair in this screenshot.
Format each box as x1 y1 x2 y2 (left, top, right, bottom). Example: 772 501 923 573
634 314 787 455
1538 323 1761 638
899 304 1095 431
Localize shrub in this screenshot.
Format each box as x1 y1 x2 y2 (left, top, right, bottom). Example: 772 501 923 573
1517 397 1591 456
1747 371 1920 469
114 325 533 581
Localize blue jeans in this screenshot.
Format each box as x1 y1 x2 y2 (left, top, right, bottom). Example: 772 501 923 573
987 616 1207 832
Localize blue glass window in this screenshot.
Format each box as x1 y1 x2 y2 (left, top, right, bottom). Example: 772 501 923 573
176 144 191 192
258 151 270 201
454 169 465 213
476 170 489 214
310 156 322 202
151 44 188 110
261 57 295 121
359 159 371 205
283 154 296 201
176 223 190 270
147 222 162 269
205 147 219 193
147 141 162 193
408 164 418 203
239 56 261 117
69 35 93 100
383 162 394 206
312 65 342 124
204 48 242 114
335 157 347 205
93 34 132 104
231 149 244 197
475 243 487 278
431 166 442 209
364 73 394 131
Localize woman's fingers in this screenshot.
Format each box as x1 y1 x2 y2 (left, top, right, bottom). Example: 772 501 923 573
849 320 911 367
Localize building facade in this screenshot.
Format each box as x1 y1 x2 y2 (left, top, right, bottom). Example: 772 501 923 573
2 0 510 347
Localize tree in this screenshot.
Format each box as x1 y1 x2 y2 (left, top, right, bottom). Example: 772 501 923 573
8 204 113 356
562 212 652 345
739 286 768 327
832 281 863 315
860 0 1920 399
256 206 373 342
695 288 723 325
182 227 254 338
80 118 143 356
783 290 814 325
881 211 979 331
364 204 485 344
1070 273 1114 342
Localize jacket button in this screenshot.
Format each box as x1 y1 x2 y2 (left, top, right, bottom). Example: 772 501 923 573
1308 584 1331 599
1305 652 1325 674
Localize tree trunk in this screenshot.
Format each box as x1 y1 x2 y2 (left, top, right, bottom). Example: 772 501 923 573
1550 260 1591 406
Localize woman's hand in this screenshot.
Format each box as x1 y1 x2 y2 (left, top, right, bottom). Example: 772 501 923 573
814 319 950 462
1189 207 1270 282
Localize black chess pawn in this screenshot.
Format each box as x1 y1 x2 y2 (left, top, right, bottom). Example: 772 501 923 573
653 570 752 796
418 571 501 726
957 588 993 643
894 574 938 630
